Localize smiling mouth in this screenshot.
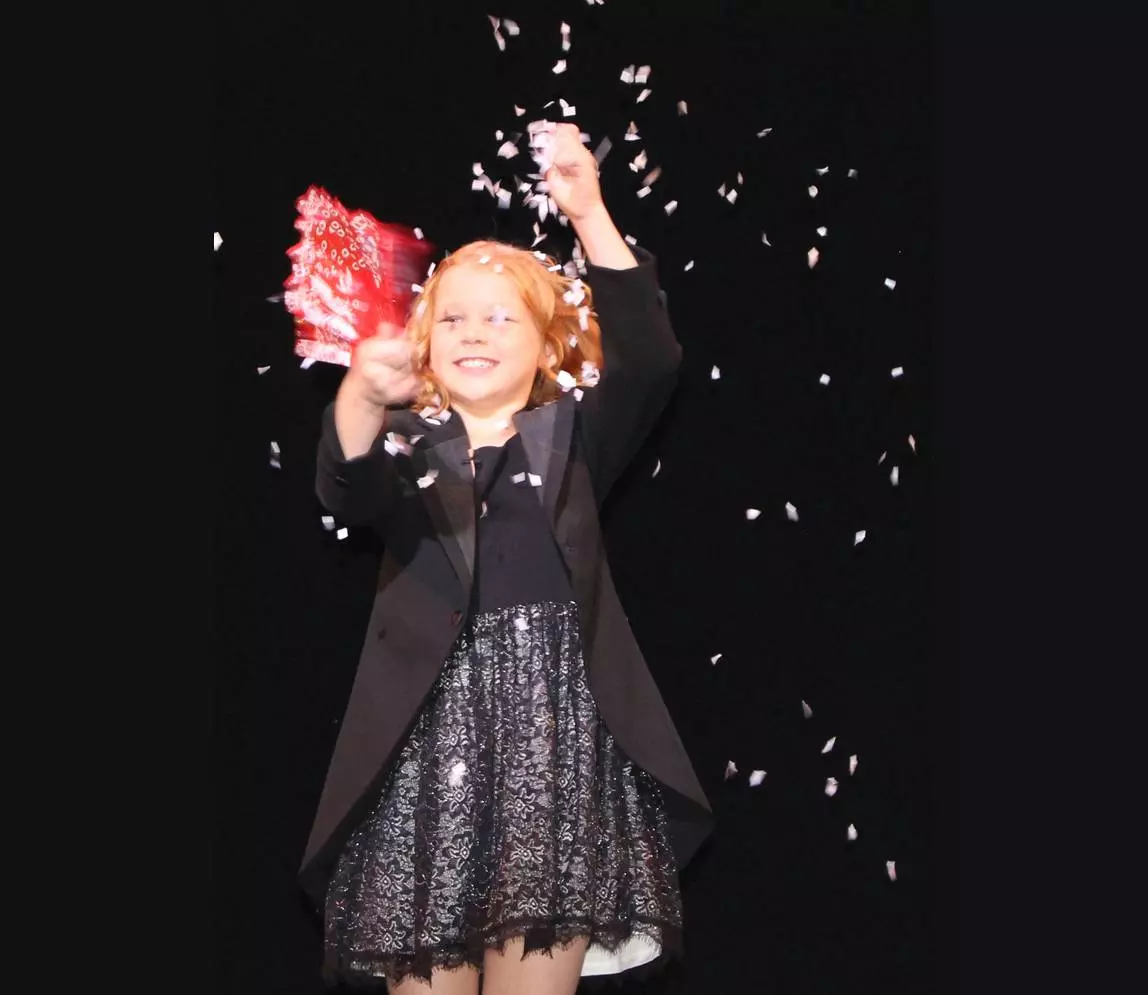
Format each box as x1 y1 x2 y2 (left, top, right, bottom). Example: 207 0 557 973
454 358 500 369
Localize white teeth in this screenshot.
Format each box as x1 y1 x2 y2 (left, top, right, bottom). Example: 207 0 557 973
457 359 497 368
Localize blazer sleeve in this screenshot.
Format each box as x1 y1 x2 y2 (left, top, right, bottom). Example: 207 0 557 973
315 401 405 527
577 247 682 504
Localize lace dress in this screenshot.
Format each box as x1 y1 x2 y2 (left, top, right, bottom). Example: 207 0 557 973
323 434 683 987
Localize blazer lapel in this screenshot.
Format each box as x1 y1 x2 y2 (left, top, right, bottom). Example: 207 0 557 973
514 398 575 529
416 422 475 589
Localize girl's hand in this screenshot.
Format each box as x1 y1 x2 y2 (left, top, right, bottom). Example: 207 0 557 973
545 123 605 223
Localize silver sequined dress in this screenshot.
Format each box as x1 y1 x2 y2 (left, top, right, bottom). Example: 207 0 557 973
323 435 683 987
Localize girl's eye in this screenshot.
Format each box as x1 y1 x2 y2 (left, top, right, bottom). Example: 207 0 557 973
438 315 462 325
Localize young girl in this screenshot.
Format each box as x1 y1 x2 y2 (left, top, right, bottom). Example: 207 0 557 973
301 124 714 994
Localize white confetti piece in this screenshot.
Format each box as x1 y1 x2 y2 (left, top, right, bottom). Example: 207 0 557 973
592 136 612 164
847 824 858 841
891 366 904 378
724 761 738 780
299 357 314 371
641 166 662 187
684 260 694 271
890 466 900 486
213 231 222 252
269 441 281 469
822 736 836 754
578 306 589 330
496 188 512 209
725 188 738 204
819 373 830 386
528 472 543 487
886 861 897 881
497 140 518 159
257 365 270 375
878 451 887 464
321 515 335 531
336 527 349 541
854 530 866 545
762 232 772 246
624 120 640 141
635 65 651 84
807 247 820 268
481 501 489 519
556 369 577 390
637 87 652 103
737 171 744 185
808 185 818 198
623 234 637 245
514 104 526 116
562 101 577 117
620 64 635 84
749 770 767 787
847 168 858 178
745 508 761 521
677 100 688 115
502 17 519 35
511 472 526 484
757 127 772 137
495 129 503 141
414 227 424 239
816 226 827 237
816 166 829 175
786 502 799 521
417 469 439 489
383 433 413 457
802 700 813 718
560 21 571 51
908 434 917 453
630 150 648 172
552 59 567 74
514 615 528 631
637 186 651 199
664 200 678 216
885 277 897 290
573 388 584 401
849 754 858 775
825 777 839 797
717 183 726 197
710 365 720 380
448 761 467 787
411 282 424 294
652 459 662 478
711 653 722 664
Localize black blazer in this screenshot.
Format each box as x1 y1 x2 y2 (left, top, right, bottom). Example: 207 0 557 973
299 247 714 905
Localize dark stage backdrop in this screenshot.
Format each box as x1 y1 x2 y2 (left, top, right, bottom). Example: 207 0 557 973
213 1 936 992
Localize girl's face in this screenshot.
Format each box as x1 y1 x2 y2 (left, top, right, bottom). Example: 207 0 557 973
428 263 550 416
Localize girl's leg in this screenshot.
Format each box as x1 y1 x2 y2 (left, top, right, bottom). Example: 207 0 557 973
481 934 589 995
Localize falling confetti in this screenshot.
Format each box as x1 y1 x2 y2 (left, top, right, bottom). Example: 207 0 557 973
684 260 694 271
821 736 836 754
414 227 425 239
761 232 772 246
664 200 678 216
635 65 651 84
624 120 640 141
652 459 662 478
848 168 858 178
818 374 830 386
824 777 839 797
560 21 571 51
552 59 567 74
745 509 761 521
710 365 721 380
802 700 813 719
724 761 738 780
321 516 335 531
448 761 467 787
637 88 652 103
849 754 858 775
336 527 349 541
847 824 858 841
502 17 519 35
711 653 722 665
878 451 887 464
885 277 897 290
725 188 738 204
854 530 867 545
807 247 820 268
785 502 799 521
816 226 827 237
808 185 819 198
514 615 529 631
417 469 439 489
269 441 281 469
908 434 917 453
756 127 772 137
556 369 578 390
891 366 904 378
300 357 316 370
512 472 526 484
886 861 897 881
815 166 829 175
677 100 688 115
514 105 525 116
890 466 900 486
257 366 270 375
213 232 222 252
749 770 767 787
528 473 543 487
